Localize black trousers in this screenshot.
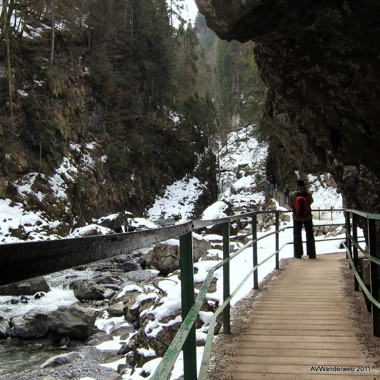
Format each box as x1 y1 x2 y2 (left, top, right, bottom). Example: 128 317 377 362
293 219 316 257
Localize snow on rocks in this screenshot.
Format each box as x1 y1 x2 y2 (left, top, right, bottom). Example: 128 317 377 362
68 224 115 238
201 200 229 220
0 198 61 243
218 125 268 213
146 175 206 221
307 173 343 219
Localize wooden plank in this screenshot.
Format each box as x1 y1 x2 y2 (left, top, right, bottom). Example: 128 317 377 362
224 372 380 380
236 341 363 350
247 314 349 320
255 299 346 302
236 335 359 343
252 302 346 309
213 253 380 380
259 297 345 301
253 304 347 309
250 310 349 315
244 330 357 337
247 323 354 330
229 355 373 366
246 319 347 325
232 348 367 358
226 363 378 376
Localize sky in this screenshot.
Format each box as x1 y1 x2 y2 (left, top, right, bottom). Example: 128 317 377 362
183 0 199 23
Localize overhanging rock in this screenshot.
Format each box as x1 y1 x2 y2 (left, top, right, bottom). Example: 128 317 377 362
196 0 380 213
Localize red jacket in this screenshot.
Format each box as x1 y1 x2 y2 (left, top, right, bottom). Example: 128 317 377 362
290 190 313 221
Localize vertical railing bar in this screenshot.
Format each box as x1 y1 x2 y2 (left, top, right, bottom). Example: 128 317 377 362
347 211 352 259
352 213 359 291
179 231 197 379
345 211 350 260
275 211 280 269
368 218 380 337
252 214 258 290
223 221 231 335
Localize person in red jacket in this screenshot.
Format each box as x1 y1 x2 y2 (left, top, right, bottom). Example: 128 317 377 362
290 180 316 259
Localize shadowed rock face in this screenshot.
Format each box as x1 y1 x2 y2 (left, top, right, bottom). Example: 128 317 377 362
196 0 380 212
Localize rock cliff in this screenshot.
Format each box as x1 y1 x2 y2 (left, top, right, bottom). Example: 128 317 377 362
196 0 380 213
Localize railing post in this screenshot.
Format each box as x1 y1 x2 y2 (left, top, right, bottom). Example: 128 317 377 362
318 207 321 220
368 218 380 337
345 211 352 259
331 206 333 221
223 221 231 335
179 232 197 379
352 213 359 291
252 214 258 290
275 211 279 270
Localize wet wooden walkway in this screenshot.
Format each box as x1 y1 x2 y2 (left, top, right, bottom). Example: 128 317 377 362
223 253 380 379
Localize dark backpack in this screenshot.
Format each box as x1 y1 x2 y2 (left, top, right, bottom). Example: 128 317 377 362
295 193 309 218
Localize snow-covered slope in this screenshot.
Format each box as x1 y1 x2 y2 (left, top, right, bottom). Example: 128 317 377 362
218 125 267 213
201 126 343 220
0 125 343 243
146 175 206 221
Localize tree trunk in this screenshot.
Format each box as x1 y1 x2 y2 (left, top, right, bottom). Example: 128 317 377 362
3 0 15 145
39 139 42 174
50 0 55 64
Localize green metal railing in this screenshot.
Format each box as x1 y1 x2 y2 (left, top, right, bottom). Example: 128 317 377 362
344 209 380 337
152 208 349 380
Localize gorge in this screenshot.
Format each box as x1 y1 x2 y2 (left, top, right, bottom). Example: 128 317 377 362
195 0 380 214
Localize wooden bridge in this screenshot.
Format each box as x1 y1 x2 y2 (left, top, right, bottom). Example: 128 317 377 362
152 208 380 380
212 253 380 380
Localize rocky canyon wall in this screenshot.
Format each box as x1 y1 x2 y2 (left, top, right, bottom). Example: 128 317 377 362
196 0 380 213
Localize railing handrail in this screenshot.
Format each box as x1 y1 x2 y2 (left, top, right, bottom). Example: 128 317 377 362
152 208 351 380
344 209 380 337
1 208 340 285
346 232 380 265
344 242 380 310
345 208 380 220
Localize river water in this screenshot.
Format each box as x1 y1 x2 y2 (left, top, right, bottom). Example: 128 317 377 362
0 267 95 377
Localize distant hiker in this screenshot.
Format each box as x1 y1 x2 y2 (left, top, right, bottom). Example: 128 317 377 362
290 180 316 259
268 175 276 193
283 184 290 205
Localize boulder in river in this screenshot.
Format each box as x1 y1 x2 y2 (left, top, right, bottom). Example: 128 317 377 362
48 305 97 339
40 351 82 369
0 316 11 338
71 279 105 301
10 313 49 338
0 277 50 296
150 235 212 275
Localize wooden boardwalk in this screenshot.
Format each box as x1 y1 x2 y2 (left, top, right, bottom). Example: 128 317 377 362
223 253 380 379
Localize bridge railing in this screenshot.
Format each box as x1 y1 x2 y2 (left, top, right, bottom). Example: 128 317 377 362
152 208 348 380
344 209 380 337
2 207 378 379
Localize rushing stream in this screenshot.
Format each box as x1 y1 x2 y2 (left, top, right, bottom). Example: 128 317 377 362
0 267 95 377
0 337 60 377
